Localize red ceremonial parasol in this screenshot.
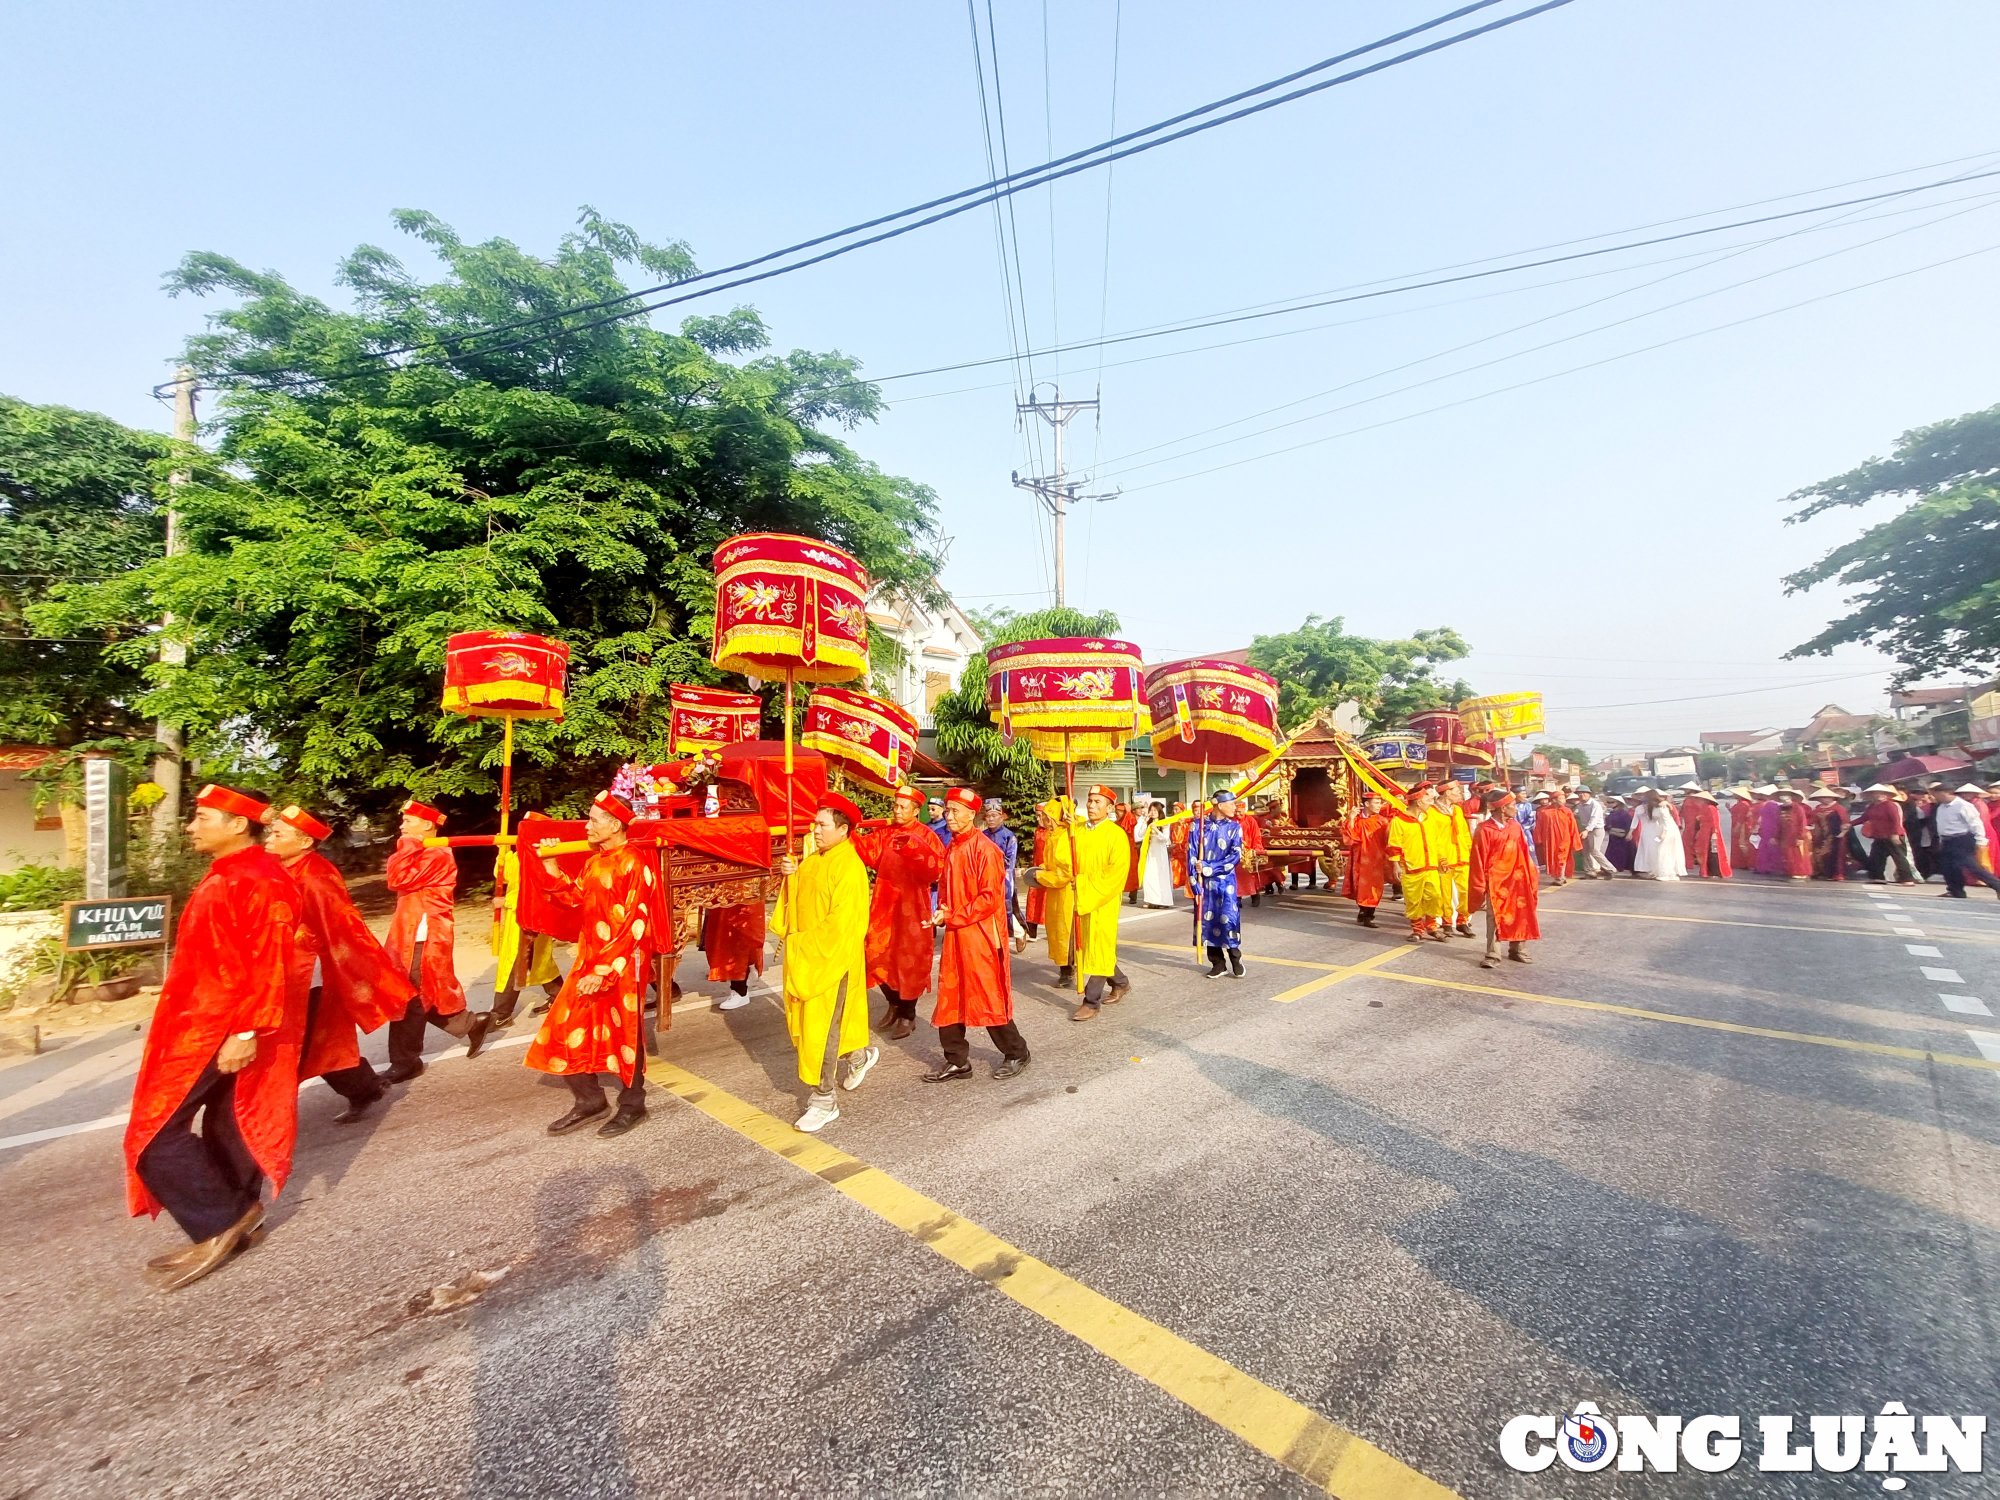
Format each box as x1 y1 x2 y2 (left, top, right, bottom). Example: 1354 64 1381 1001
711 532 870 860
1409 708 1496 777
987 637 1146 989
802 686 918 794
442 630 570 837
668 684 761 755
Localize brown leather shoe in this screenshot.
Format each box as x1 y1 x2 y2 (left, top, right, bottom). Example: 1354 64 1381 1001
151 1203 264 1292
1105 977 1131 1005
146 1223 266 1273
1071 1001 1100 1022
886 1017 915 1041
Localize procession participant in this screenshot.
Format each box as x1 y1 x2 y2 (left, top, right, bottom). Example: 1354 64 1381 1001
1024 801 1052 938
1808 788 1848 880
1470 789 1539 969
1679 789 1732 879
1751 786 1786 876
527 792 656 1138
851 784 944 1041
1911 785 1942 881
126 785 303 1292
925 788 1031 1082
1979 785 2000 871
979 798 1029 953
1387 782 1450 943
1342 790 1391 927
1604 794 1637 873
1931 784 2000 900
1119 798 1143 905
771 793 878 1131
1235 795 1271 907
926 796 950 845
1532 789 1579 888
1860 784 1920 884
1072 785 1134 1021
1168 807 1191 893
1192 787 1246 976
1032 797 1077 988
700 900 764 1012
1721 789 1753 872
1137 800 1176 909
1774 789 1812 880
1436 782 1475 936
264 804 411 1125
1631 789 1686 881
382 800 482 1082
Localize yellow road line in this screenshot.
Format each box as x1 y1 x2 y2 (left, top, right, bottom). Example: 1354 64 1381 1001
1270 946 1415 1004
1366 971 2000 1073
651 1060 1460 1499
1124 940 1348 973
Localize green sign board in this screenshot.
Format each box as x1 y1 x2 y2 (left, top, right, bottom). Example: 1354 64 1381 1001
62 894 172 952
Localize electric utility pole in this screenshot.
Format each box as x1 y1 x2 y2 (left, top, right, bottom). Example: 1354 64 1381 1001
151 366 195 841
1011 387 1118 606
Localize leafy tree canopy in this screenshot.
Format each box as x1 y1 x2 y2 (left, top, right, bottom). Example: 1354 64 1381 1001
1783 402 2000 679
33 209 943 820
1246 615 1472 732
0 396 171 745
931 605 1123 812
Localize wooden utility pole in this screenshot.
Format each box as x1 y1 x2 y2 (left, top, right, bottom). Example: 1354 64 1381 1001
150 367 195 841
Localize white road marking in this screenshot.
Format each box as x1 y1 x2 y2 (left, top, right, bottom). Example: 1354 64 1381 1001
0 1111 129 1150
1922 966 1966 984
1968 1031 2000 1063
1940 995 1994 1017
0 1035 145 1126
1893 928 1926 936
1905 944 1944 957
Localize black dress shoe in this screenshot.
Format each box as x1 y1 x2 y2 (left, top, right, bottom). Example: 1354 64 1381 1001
1204 949 1227 978
1227 949 1245 978
596 1109 647 1138
463 1013 493 1059
382 1060 425 1085
331 1093 383 1125
547 1101 610 1135
923 1063 973 1083
1053 968 1074 988
991 1056 1030 1080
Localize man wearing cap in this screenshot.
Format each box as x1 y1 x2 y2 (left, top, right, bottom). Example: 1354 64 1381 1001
852 784 945 1041
980 798 1029 955
1931 784 2000 899
1072 785 1133 1020
382 800 479 1081
1858 784 1919 884
1342 789 1391 927
1191 789 1246 977
528 791 657 1137
925 797 950 848
264 804 413 1125
125 786 304 1291
926 788 1031 1081
1031 798 1078 988
1387 783 1450 943
773 793 878 1131
1532 789 1580 888
1470 789 1538 969
1680 789 1731 879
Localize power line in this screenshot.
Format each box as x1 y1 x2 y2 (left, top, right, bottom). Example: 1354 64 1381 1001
204 0 1573 391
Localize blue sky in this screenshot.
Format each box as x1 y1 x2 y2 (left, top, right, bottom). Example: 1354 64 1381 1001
5 1 1997 755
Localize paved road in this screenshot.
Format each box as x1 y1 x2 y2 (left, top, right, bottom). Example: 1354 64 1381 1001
0 875 1994 1498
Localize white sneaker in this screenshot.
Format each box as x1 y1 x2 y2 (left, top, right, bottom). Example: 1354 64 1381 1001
840 1045 879 1092
795 1102 840 1133
715 991 750 1011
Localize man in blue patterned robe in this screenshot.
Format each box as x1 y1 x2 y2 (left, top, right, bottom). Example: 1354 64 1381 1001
1191 789 1246 978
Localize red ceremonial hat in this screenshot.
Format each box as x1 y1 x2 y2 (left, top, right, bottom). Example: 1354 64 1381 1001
892 784 924 804
196 783 269 821
819 791 863 825
402 799 445 825
592 791 637 825
1087 784 1117 802
1485 789 1517 810
1407 781 1435 797
271 804 331 841
945 786 982 814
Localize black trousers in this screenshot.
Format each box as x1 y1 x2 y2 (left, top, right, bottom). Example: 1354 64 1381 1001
1082 966 1128 1004
940 1021 1028 1066
1940 832 2000 897
135 1060 262 1243
303 986 383 1103
387 941 472 1070
879 983 917 1022
565 1041 647 1113
1866 835 1919 883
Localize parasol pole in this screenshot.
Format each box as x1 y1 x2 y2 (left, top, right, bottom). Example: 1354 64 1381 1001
1189 757 1207 956
1064 731 1084 994
498 713 515 838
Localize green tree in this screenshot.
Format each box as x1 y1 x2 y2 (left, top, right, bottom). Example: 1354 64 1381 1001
1783 403 2000 677
1530 743 1593 772
1245 615 1472 732
34 210 943 820
930 605 1123 811
0 396 172 745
